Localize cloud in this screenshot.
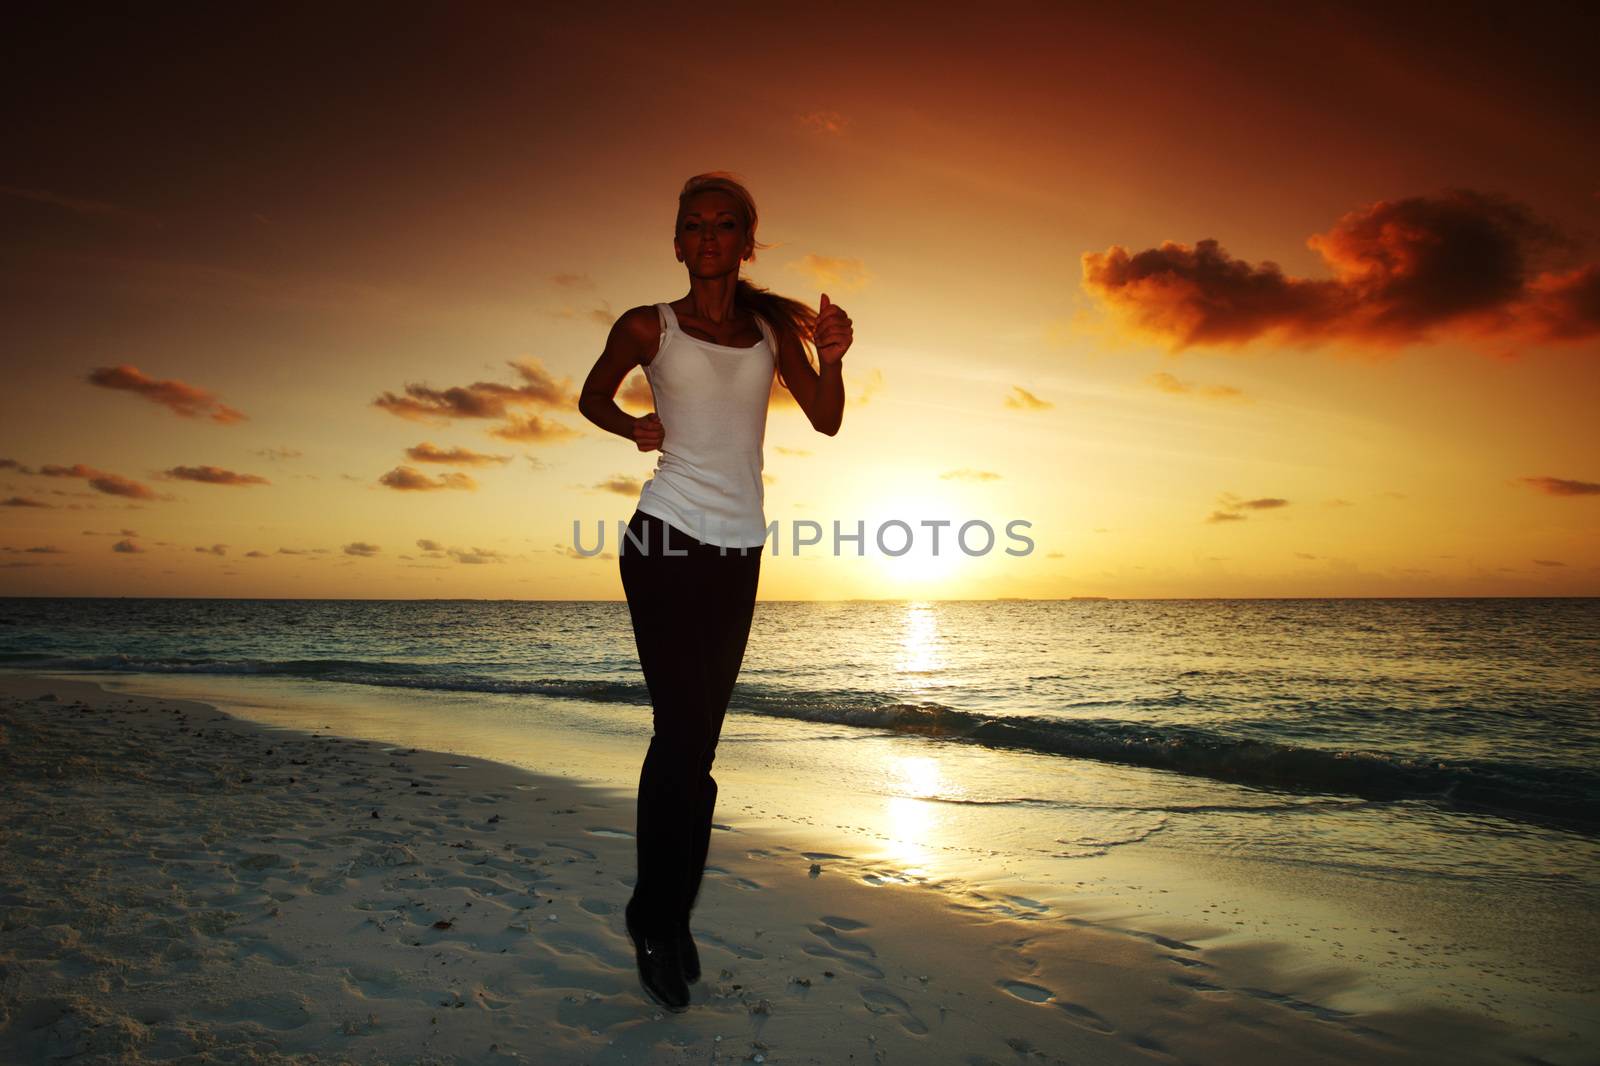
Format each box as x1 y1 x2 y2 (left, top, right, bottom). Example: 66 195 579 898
86 364 247 423
1520 475 1599 496
787 254 871 291
489 414 581 444
255 446 303 461
548 273 597 290
618 373 654 408
404 442 512 466
775 446 812 457
37 463 160 500
1207 492 1290 523
164 465 270 486
194 544 228 556
0 458 31 472
1143 371 1247 401
343 542 380 557
244 550 268 558
372 357 574 424
1004 386 1052 410
940 468 1003 482
1082 189 1600 353
595 476 642 496
1533 559 1566 567
417 538 445 552
112 539 144 553
3 496 50 507
0 184 157 225
377 465 477 491
447 546 505 565
797 109 850 134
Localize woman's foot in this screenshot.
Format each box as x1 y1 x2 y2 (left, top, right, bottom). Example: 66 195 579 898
625 903 689 1011
675 922 701 984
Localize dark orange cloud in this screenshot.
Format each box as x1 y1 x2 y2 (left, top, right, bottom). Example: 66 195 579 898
596 476 641 496
1083 189 1600 352
37 463 159 499
489 414 581 444
164 465 270 486
112 539 143 553
372 358 573 424
194 544 227 555
343 542 380 557
404 442 512 466
1520 475 1600 496
86 364 247 423
3 496 50 507
377 465 477 491
798 109 849 135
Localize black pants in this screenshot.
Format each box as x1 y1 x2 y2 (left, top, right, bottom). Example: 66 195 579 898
619 509 763 935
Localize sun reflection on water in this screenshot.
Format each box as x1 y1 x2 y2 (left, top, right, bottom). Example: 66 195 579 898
881 754 944 875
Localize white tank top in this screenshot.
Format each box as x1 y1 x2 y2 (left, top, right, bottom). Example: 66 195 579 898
634 302 776 548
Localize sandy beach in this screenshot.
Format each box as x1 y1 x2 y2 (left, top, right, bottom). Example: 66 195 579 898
0 671 1565 1065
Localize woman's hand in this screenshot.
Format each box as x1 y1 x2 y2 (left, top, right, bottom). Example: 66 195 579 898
813 293 853 365
633 412 664 452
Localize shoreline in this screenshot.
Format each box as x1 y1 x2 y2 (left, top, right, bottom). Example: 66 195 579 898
0 671 1570 1064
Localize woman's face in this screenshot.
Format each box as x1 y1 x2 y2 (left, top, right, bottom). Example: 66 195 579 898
676 191 751 277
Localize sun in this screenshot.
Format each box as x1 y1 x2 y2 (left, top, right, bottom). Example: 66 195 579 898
860 493 972 590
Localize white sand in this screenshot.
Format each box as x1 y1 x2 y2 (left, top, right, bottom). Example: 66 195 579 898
0 673 1549 1065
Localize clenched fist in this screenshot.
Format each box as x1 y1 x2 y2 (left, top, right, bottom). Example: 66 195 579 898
633 411 664 452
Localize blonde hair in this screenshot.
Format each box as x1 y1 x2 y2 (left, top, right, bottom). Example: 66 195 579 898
678 171 818 387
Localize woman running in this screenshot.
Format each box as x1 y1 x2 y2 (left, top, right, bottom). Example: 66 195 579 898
577 171 851 1011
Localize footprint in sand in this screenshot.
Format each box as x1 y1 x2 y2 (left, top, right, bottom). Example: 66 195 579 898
860 986 929 1035
698 928 765 961
998 980 1116 1033
819 915 868 931
802 922 883 979
702 865 763 891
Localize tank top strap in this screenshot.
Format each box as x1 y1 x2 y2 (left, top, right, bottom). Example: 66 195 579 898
752 312 777 363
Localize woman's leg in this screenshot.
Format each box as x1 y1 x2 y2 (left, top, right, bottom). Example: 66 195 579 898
620 511 718 935
679 543 763 926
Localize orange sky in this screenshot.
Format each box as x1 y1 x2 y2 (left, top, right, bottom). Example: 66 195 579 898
2 2 1596 600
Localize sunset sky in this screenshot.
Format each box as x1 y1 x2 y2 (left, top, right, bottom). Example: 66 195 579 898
2 2 1596 600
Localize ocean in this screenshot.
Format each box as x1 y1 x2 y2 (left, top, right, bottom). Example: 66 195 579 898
3 596 1595 831
3 596 1597 1032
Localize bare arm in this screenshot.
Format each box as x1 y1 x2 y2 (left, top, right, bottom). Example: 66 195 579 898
578 307 665 451
775 297 850 436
